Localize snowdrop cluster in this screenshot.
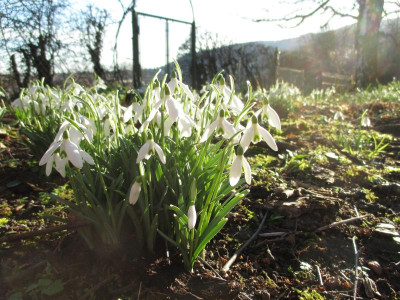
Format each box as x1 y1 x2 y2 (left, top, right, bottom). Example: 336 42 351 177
13 67 282 271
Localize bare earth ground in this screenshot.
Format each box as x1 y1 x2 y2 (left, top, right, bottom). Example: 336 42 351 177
0 100 399 299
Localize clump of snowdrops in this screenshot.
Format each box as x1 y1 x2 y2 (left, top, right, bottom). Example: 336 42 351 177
13 64 281 271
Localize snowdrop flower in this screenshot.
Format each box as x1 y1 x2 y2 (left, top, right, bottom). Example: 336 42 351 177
361 115 371 127
229 146 251 186
53 120 92 144
200 109 237 142
136 135 166 164
39 128 94 175
66 82 85 95
255 98 281 130
240 115 278 151
187 205 197 230
11 96 32 111
103 114 116 137
214 75 244 114
334 111 344 121
94 76 107 90
168 71 195 101
60 97 82 113
129 179 142 206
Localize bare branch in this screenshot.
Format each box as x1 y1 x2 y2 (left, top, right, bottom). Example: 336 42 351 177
253 0 331 26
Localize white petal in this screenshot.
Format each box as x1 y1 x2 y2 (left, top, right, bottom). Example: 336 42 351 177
178 117 192 138
267 105 281 130
45 154 54 176
54 121 70 142
242 156 252 185
55 154 68 178
187 205 197 230
123 105 133 123
164 117 174 137
258 126 278 151
129 181 141 205
254 108 262 118
200 119 219 142
178 82 195 101
153 141 166 164
240 128 254 150
361 116 371 127
168 78 179 94
39 141 62 166
80 150 95 165
166 97 180 122
64 140 83 168
229 155 242 186
136 141 150 163
222 119 236 139
69 127 83 145
230 95 244 112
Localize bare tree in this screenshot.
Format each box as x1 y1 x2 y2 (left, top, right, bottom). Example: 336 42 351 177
254 0 397 87
77 5 109 80
0 0 68 87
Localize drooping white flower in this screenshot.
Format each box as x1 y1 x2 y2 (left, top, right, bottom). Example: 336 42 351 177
168 71 195 101
214 75 244 114
334 111 344 121
240 115 278 151
361 115 371 127
256 100 281 130
187 205 197 230
129 179 142 206
200 109 237 142
229 146 251 186
103 114 116 137
136 137 166 164
11 96 30 111
39 129 94 174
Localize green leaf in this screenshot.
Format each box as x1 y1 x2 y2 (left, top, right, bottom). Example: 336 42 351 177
8 292 23 300
41 279 64 296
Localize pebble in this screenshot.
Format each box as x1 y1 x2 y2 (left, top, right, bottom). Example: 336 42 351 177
367 261 383 276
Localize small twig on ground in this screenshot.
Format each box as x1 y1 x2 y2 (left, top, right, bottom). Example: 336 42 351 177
259 232 286 238
79 274 117 300
340 271 351 282
315 265 324 286
352 236 359 300
240 292 252 300
137 281 142 300
314 215 367 232
256 214 368 248
354 206 360 217
222 212 268 272
198 256 226 281
0 221 90 243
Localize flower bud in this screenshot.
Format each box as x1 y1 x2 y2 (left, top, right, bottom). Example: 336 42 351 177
129 178 142 206
164 84 171 96
218 75 225 86
188 205 196 230
236 145 244 156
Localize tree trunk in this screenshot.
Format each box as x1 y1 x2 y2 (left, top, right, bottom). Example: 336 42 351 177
355 0 384 88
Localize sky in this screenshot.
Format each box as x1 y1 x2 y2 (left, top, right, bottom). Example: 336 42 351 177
2 0 398 73
86 0 359 69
